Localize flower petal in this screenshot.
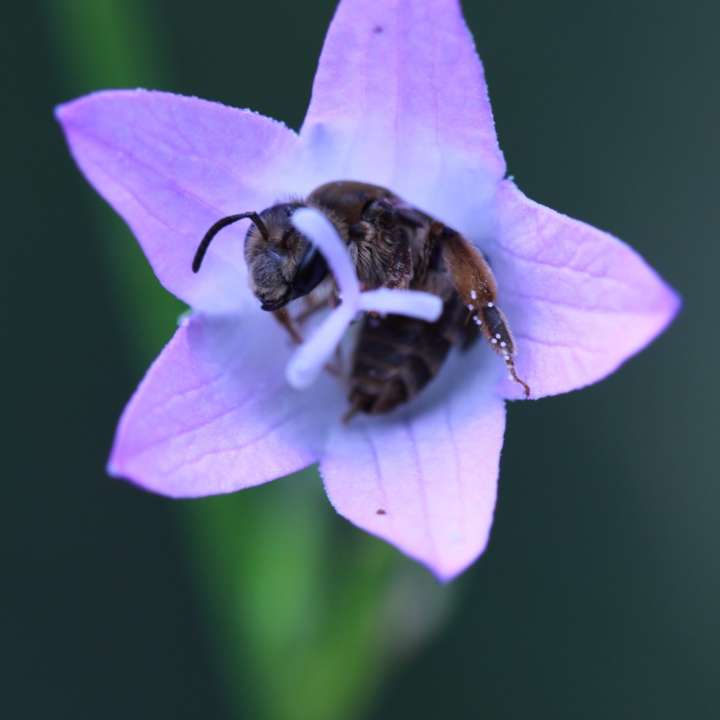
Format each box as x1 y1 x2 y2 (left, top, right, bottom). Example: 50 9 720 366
301 0 505 234
320 353 506 581
490 181 681 399
56 90 301 314
109 311 342 497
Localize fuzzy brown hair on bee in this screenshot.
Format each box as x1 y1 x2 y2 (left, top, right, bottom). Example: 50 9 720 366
193 180 530 417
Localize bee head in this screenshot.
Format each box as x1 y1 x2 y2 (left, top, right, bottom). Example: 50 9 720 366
244 202 330 311
193 202 329 312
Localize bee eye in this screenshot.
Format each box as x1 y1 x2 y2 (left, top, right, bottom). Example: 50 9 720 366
291 244 328 299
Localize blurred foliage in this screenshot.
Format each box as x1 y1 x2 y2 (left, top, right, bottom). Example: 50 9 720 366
45 2 444 719
48 0 181 365
3 1 717 719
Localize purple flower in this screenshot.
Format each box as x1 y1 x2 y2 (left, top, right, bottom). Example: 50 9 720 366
56 0 679 580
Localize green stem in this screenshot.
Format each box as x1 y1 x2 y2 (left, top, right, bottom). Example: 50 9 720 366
46 4 417 718
47 0 181 368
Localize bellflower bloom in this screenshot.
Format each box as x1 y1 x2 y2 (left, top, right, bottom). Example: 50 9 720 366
56 0 679 580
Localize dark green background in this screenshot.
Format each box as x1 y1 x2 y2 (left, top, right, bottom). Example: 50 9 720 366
4 1 717 718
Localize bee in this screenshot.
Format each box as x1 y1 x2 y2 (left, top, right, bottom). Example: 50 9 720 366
193 181 530 417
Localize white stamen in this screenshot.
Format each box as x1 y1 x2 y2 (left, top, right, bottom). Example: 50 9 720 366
285 209 442 390
360 288 442 322
292 208 359 304
286 304 355 389
466 303 475 311
500 341 507 348
487 302 494 308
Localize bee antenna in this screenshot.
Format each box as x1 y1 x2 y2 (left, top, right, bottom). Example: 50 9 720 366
192 212 269 273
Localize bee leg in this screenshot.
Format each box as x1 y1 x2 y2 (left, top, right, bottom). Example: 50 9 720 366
295 293 333 325
272 307 303 344
342 397 365 424
324 344 344 378
440 227 531 398
324 362 342 377
480 303 531 398
438 225 497 305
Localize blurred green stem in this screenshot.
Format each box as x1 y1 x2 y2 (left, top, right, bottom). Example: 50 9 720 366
47 0 181 367
46 3 413 718
186 472 396 720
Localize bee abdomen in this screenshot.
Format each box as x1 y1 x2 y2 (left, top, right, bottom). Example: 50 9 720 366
348 293 477 415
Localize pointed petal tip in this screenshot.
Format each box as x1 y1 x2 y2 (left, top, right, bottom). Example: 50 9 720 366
494 181 684 400
54 96 94 135
430 552 488 584
105 462 205 499
53 100 69 124
54 89 139 126
641 280 682 354
302 0 506 188
105 456 121 480
56 88 304 313
322 484 492 583
662 283 683 325
503 280 682 402
105 313 337 500
105 452 169 498
54 94 89 124
413 532 493 583
320 368 505 581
